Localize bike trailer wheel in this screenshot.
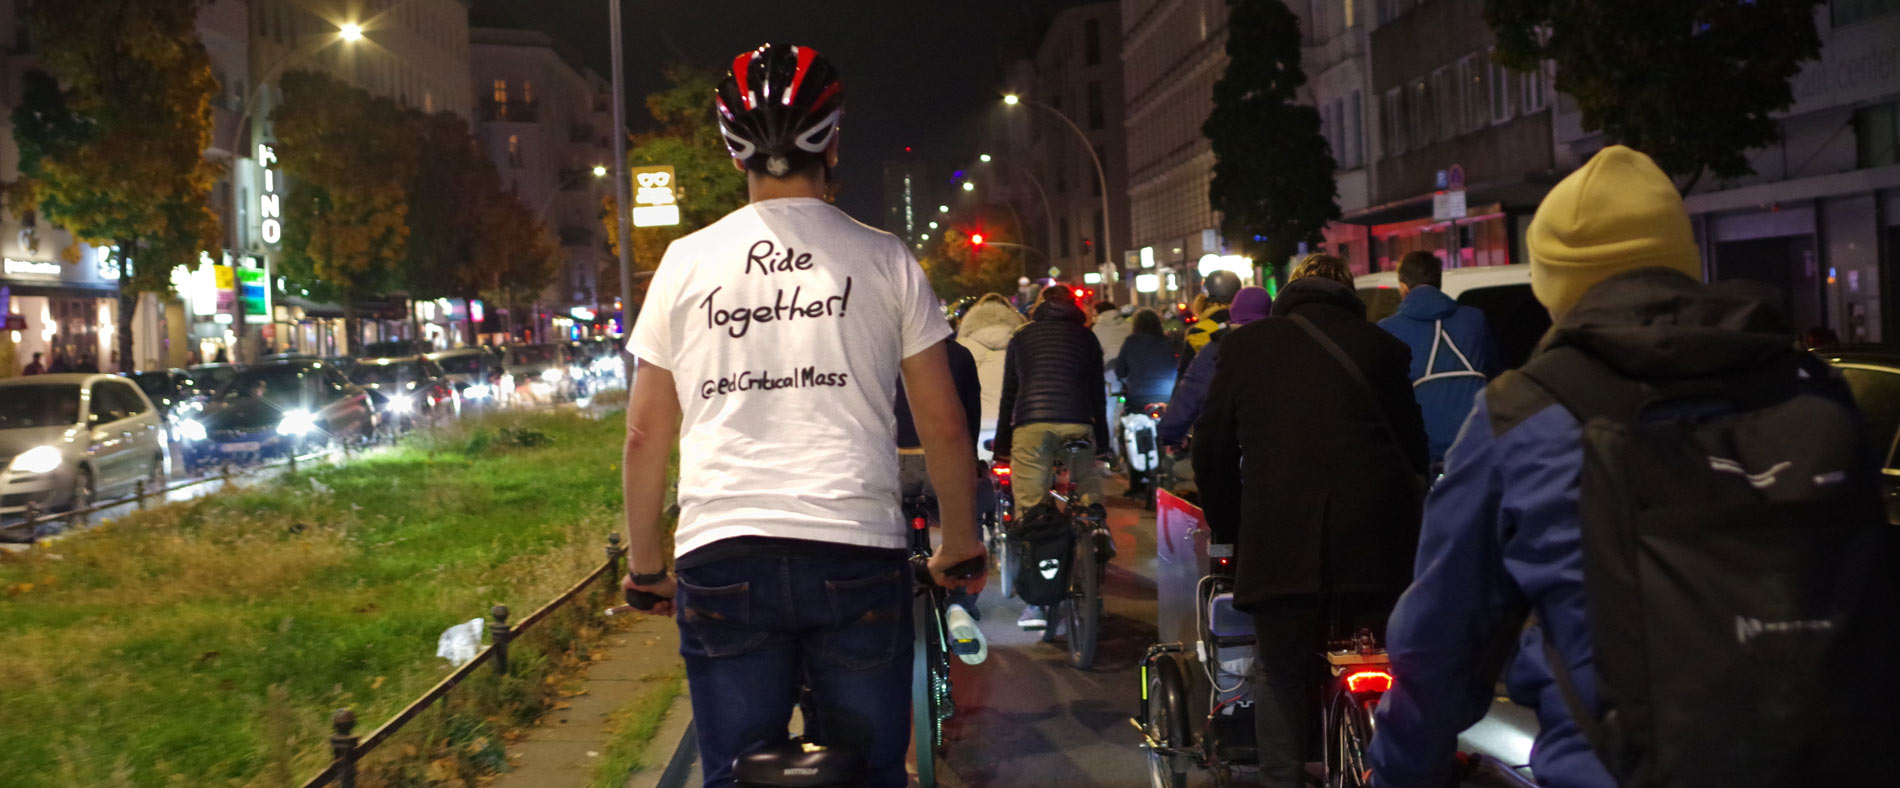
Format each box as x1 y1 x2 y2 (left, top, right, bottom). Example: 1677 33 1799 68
1144 653 1190 788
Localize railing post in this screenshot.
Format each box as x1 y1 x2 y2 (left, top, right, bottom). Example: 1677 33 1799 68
22 502 40 538
221 462 234 487
330 708 359 788
490 605 511 676
606 532 623 581
136 479 147 511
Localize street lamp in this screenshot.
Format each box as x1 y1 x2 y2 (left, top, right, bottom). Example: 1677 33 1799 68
973 152 1056 280
979 153 993 162
939 205 950 213
592 164 608 177
339 22 364 42
536 166 608 224
962 181 975 192
1002 93 1114 281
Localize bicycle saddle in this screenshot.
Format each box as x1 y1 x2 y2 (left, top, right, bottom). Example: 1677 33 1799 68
732 739 866 787
1061 438 1094 455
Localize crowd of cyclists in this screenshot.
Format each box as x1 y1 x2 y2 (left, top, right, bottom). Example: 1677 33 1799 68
616 42 1896 788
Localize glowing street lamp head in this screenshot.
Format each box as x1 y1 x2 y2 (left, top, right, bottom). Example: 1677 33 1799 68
962 181 975 192
938 205 949 213
1003 94 1021 106
979 154 993 163
339 22 364 41
592 165 608 177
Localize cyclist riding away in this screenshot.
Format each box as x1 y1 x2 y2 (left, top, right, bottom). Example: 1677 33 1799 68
618 43 986 788
992 284 1109 631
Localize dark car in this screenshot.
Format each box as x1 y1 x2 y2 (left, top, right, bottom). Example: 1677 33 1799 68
428 347 512 409
1818 345 1900 524
125 369 204 421
350 355 460 433
178 359 374 467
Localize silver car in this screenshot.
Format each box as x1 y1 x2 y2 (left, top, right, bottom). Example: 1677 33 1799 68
1 374 169 517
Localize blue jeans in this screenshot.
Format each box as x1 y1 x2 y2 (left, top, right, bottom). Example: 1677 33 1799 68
676 551 915 788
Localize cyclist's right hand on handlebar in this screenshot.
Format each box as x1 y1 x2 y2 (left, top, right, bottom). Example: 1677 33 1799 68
621 573 676 616
928 543 989 596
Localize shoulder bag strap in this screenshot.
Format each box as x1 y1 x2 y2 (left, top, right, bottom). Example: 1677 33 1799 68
1290 314 1416 485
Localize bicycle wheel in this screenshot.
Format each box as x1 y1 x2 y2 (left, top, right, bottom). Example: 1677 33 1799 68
1324 687 1376 788
1065 528 1102 670
1145 655 1189 788
911 590 948 787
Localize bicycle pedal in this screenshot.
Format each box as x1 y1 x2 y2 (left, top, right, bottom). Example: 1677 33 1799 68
951 639 981 655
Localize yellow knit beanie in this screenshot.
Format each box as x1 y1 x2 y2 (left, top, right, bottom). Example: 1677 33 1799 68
1527 145 1701 317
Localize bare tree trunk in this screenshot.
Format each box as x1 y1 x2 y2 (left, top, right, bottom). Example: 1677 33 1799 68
117 287 137 373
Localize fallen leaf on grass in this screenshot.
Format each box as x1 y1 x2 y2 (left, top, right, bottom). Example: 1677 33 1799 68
552 701 572 710
424 757 459 782
370 676 385 690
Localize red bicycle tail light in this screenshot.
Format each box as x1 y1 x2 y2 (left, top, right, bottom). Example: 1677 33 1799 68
992 465 1011 477
1345 670 1393 694
911 516 927 531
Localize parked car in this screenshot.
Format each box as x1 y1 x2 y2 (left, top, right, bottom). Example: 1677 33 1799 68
1357 263 1551 371
1817 344 1900 524
350 355 461 433
1 374 169 517
187 362 243 397
126 369 205 422
177 359 374 468
502 344 571 403
428 347 513 408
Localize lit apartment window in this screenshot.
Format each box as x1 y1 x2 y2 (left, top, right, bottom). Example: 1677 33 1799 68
424 91 434 114
493 80 507 104
508 135 523 167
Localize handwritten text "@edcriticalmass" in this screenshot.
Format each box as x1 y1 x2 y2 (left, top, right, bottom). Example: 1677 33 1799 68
697 240 852 339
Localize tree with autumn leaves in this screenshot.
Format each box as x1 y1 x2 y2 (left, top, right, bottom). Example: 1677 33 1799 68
272 71 558 353
10 0 222 370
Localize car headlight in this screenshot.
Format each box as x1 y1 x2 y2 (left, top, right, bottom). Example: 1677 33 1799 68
463 384 490 400
8 445 63 475
178 419 209 442
386 395 414 413
277 409 319 436
541 368 563 382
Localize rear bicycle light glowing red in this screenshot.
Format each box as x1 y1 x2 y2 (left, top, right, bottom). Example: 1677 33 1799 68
911 517 927 531
992 465 1011 477
1345 670 1393 694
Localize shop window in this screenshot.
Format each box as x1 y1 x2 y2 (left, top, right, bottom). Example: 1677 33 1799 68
1834 0 1900 27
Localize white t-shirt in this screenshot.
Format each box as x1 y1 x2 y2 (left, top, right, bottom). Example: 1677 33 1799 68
628 198 951 557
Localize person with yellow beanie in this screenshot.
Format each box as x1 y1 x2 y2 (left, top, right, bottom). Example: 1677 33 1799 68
1365 145 1892 788
1526 145 1704 318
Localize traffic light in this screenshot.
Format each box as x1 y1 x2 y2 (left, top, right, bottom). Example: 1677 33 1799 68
970 233 985 249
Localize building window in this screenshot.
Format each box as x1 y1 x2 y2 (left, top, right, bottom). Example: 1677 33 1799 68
1457 54 1483 132
1084 17 1102 66
1834 0 1900 27
507 135 523 167
424 91 434 114
1345 90 1364 169
493 79 507 104
523 80 534 105
1410 78 1432 149
1856 101 1899 168
1383 87 1407 154
1432 66 1456 142
1092 145 1108 196
1087 82 1105 130
1488 50 1516 124
1060 217 1072 257
1521 63 1550 114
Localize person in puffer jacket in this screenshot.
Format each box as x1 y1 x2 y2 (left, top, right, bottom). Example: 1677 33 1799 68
994 285 1110 511
957 293 1026 461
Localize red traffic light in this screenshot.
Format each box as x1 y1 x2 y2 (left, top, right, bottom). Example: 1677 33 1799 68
970 233 985 247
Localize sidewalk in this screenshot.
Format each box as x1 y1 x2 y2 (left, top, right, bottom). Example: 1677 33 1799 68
488 611 687 788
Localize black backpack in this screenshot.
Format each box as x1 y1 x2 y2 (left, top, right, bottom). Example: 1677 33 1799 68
1012 502 1074 607
1520 345 1899 788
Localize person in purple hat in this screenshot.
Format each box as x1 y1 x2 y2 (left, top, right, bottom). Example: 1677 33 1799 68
1157 285 1271 451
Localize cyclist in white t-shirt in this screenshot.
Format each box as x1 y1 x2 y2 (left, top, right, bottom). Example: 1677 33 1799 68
617 43 985 788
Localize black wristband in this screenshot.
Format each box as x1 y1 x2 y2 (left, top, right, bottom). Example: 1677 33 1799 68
629 569 670 586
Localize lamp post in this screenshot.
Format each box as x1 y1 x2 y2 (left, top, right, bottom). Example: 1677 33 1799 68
535 165 609 224
1002 93 1114 289
975 152 1056 279
609 0 636 347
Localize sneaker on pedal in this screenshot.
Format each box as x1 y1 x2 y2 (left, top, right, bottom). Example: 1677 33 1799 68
945 604 987 665
1017 605 1047 631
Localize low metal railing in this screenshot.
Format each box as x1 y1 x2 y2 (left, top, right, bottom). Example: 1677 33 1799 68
297 534 626 788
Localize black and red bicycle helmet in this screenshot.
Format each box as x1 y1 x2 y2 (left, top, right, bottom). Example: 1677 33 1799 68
715 43 844 177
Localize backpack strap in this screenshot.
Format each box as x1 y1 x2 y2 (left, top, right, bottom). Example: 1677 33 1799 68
1290 314 1423 493
1532 613 1613 760
1515 346 1650 425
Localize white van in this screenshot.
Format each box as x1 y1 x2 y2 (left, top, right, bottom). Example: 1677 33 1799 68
1356 264 1551 370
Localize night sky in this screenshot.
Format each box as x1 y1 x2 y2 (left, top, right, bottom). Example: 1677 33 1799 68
469 0 1097 223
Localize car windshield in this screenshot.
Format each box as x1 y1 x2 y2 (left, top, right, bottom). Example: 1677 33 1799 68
192 366 239 394
434 354 484 374
128 373 169 398
351 360 417 386
507 345 559 367
221 365 320 406
0 384 82 429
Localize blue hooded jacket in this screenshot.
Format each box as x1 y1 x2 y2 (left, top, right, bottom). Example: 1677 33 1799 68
1377 286 1499 462
1368 269 1806 788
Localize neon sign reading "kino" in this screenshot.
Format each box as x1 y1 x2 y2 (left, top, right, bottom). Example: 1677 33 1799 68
258 143 282 245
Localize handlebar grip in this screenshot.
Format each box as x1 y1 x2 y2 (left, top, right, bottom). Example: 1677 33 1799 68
945 555 987 580
625 586 667 611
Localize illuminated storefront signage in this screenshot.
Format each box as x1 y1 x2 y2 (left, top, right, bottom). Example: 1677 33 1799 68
3 258 61 277
631 165 680 227
214 265 237 312
238 264 270 318
258 143 283 245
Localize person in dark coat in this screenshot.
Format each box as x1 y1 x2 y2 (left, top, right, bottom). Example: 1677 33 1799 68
47 352 72 373
1113 309 1177 410
1193 253 1428 788
1159 286 1272 447
22 352 45 375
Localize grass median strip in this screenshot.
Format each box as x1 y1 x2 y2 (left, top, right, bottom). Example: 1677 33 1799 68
0 409 667 788
587 668 686 788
